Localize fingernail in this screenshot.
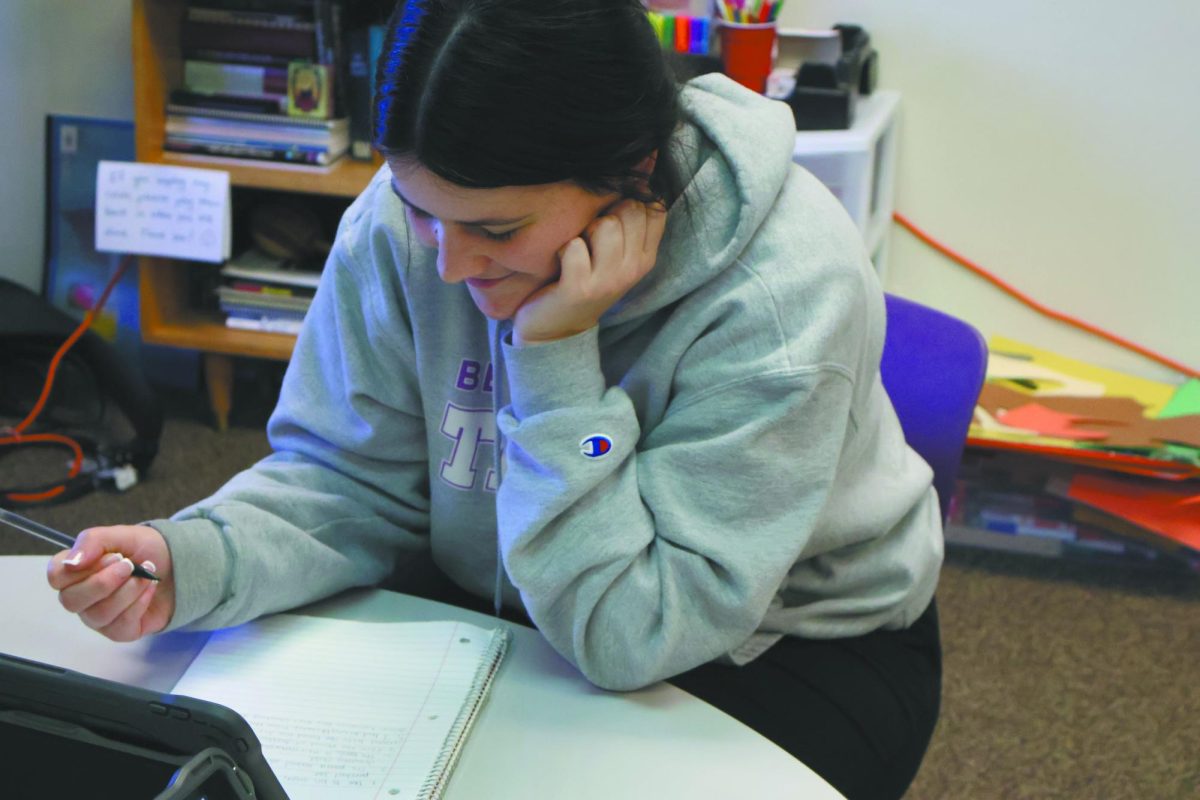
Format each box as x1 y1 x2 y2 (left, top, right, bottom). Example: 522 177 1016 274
118 557 135 576
100 553 123 567
64 551 84 567
141 560 157 574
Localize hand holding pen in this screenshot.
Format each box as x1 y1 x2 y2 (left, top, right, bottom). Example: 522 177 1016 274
20 515 179 643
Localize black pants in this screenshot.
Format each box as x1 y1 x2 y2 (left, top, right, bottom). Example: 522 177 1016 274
670 599 942 800
395 565 941 800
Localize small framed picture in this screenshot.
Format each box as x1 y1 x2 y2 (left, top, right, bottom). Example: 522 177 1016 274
287 62 332 119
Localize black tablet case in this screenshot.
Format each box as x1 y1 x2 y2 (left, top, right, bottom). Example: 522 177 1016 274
0 651 289 799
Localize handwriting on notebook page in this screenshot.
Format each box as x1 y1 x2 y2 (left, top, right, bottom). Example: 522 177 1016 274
171 615 505 800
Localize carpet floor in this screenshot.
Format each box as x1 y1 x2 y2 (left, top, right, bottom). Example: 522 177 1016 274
2 392 1197 799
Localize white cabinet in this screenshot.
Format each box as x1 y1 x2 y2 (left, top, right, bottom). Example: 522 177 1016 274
792 90 899 280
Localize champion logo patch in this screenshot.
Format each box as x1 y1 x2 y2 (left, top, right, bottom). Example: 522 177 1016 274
580 434 613 458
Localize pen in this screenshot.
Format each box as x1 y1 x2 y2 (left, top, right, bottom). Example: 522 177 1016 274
0 507 160 581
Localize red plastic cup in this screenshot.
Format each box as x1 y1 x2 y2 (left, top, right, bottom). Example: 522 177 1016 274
718 21 777 94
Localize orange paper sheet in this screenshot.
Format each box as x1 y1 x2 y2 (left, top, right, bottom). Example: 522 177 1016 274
1064 473 1200 551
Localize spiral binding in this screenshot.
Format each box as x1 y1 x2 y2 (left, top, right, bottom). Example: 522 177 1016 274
415 625 511 800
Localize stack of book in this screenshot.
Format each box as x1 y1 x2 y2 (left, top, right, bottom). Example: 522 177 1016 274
218 248 320 334
168 1 350 166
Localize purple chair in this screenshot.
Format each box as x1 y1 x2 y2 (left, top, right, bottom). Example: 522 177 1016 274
879 293 989 522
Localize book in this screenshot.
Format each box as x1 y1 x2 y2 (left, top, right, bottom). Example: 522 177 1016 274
184 60 289 98
165 136 345 166
186 0 315 12
179 47 299 70
218 285 312 312
164 110 350 165
180 6 318 60
186 5 314 29
312 0 349 117
171 614 510 800
346 23 386 160
226 315 305 334
170 88 290 115
182 20 318 60
167 100 351 129
223 304 308 322
228 280 316 297
221 247 323 289
166 114 347 146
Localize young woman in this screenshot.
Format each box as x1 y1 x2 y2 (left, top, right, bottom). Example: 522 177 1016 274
47 2 942 797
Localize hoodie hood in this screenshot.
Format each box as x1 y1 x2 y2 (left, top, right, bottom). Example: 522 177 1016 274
605 73 798 325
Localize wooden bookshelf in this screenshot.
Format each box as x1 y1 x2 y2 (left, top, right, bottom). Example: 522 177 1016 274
131 0 379 428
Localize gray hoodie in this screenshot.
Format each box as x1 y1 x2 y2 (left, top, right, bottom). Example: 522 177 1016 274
155 74 942 691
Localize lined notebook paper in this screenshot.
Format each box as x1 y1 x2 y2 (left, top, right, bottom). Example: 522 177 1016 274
171 615 509 800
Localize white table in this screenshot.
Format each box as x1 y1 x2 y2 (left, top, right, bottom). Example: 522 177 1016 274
0 555 843 799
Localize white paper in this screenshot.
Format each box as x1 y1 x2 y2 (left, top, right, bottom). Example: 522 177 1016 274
986 353 1107 397
95 160 231 262
172 615 502 800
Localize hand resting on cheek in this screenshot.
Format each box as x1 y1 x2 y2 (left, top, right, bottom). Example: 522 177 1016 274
513 199 667 346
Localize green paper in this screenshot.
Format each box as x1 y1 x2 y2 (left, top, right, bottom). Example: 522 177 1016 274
1159 379 1200 419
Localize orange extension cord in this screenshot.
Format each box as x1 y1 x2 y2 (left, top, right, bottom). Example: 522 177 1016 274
892 212 1199 381
0 257 131 504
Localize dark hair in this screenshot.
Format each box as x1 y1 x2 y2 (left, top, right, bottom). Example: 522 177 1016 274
373 0 683 206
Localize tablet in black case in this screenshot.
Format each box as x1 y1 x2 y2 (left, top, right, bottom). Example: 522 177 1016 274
0 651 289 799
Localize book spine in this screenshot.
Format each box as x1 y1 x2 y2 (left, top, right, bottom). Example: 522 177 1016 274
167 116 339 145
369 23 386 95
329 1 349 118
226 281 314 297
225 315 305 335
186 0 314 12
170 90 289 116
167 99 347 128
181 20 317 59
171 91 290 117
222 305 310 321
345 26 373 160
181 47 297 69
184 60 289 98
186 6 314 29
312 0 349 117
313 0 334 64
217 286 316 306
165 137 334 165
167 131 334 154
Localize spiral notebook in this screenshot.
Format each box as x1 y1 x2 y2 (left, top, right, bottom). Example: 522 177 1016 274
172 614 510 800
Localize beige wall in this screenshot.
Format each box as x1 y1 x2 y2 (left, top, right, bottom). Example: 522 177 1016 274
3 2 1197 384
0 1 133 292
780 0 1198 383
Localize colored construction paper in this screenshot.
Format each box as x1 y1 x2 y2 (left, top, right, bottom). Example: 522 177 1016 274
996 404 1111 441
1072 416 1200 450
1160 379 1200 419
1061 473 1200 551
978 383 1146 422
987 353 1106 397
989 337 1177 415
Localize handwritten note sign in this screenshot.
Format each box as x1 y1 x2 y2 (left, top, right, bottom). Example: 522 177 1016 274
95 160 231 263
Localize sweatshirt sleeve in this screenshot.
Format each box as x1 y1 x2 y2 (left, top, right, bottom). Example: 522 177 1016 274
153 234 432 632
495 327 856 691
